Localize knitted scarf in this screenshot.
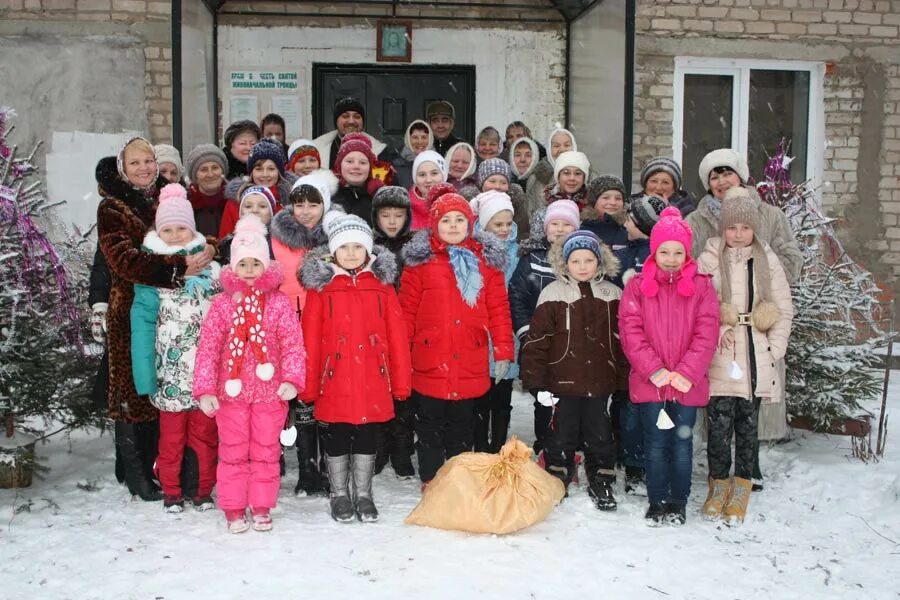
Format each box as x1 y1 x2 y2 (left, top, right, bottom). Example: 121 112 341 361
224 288 275 397
447 245 483 307
705 195 722 221
719 238 772 307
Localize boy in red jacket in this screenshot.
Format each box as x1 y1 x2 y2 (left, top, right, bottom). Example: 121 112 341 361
299 214 411 522
399 192 514 488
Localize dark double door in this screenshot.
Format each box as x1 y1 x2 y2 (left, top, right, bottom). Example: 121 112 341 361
312 64 476 152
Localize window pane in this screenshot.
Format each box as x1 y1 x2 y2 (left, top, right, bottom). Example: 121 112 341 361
683 74 733 200
748 70 810 184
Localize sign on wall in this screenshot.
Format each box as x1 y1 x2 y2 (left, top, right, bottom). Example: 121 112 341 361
226 69 304 139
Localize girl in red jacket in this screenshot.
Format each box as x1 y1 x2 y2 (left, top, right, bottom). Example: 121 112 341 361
399 192 514 488
618 207 720 526
300 214 411 522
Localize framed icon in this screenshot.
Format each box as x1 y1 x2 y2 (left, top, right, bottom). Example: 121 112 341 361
377 21 412 63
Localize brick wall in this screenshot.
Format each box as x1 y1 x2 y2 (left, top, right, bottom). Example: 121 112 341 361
633 0 900 283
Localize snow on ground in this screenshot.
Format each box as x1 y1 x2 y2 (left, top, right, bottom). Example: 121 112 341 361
2 381 899 600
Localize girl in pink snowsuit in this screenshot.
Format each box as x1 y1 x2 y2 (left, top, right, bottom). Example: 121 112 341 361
193 214 306 533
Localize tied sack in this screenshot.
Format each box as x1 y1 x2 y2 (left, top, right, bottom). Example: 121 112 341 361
405 436 565 534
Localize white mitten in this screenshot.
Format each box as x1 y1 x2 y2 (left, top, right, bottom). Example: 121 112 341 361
199 394 219 417
277 382 297 401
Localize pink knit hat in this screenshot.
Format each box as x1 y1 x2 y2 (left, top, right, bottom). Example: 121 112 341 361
543 199 581 232
155 183 196 232
230 214 270 270
641 206 696 297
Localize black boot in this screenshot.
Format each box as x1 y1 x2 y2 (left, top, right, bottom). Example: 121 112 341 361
645 503 666 526
587 472 618 511
665 502 687 525
390 398 416 479
115 421 162 501
624 465 645 495
489 406 511 453
294 423 325 497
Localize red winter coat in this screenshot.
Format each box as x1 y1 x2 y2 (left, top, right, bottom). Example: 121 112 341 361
399 229 514 400
299 247 411 423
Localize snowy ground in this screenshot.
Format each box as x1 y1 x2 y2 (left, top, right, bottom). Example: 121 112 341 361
2 381 899 600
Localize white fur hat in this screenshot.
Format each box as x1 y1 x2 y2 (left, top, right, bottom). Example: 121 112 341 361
698 148 750 189
553 150 591 182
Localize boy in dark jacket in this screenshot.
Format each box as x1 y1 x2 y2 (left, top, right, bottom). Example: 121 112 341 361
521 230 628 510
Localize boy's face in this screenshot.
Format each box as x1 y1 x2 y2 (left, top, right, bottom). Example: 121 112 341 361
567 248 599 282
292 200 324 228
545 219 576 244
485 210 514 241
437 211 469 245
336 111 363 135
235 257 265 285
157 224 194 247
724 223 754 249
292 155 319 176
251 159 280 187
377 207 407 238
482 175 509 193
335 243 367 271
595 190 624 216
655 240 687 272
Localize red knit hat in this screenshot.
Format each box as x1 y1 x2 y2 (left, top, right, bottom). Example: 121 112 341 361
426 182 457 206
332 133 376 178
429 191 474 232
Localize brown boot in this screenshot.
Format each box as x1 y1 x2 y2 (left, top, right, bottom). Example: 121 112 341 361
723 477 752 525
702 478 732 519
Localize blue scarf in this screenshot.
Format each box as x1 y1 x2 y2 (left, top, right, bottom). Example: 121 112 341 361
705 195 722 220
447 245 483 307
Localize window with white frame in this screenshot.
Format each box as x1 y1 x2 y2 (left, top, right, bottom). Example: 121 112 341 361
673 58 825 202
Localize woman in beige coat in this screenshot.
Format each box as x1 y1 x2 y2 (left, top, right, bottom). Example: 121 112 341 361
696 187 793 524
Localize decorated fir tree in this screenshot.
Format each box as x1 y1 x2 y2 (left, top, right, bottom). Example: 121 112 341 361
757 141 886 432
0 107 101 486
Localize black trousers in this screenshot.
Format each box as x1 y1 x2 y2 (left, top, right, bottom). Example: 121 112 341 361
706 396 760 480
414 392 478 482
320 422 379 456
546 396 616 480
474 379 513 453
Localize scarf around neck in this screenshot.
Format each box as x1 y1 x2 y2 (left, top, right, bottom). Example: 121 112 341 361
447 245 483 307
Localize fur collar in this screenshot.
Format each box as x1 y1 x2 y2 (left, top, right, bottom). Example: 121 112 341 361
402 229 508 272
270 209 328 250
220 261 284 295
299 245 398 291
580 206 627 226
141 231 207 255
547 238 620 282
95 156 166 210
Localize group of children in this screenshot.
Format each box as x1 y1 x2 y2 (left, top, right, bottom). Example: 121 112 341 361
131 128 794 534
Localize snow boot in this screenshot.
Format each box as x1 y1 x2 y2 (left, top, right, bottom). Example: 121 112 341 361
115 421 163 502
164 495 184 514
390 452 416 480
724 477 752 525
191 496 215 512
587 473 618 511
624 465 645 494
545 460 574 497
665 503 687 526
489 406 511 454
294 420 326 497
251 508 273 532
702 478 733 520
390 399 416 479
645 503 666 526
325 455 355 523
225 509 249 534
352 454 379 523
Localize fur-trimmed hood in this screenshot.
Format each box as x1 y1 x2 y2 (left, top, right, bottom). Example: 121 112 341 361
269 207 334 250
220 261 284 295
547 237 620 282
299 244 398 292
401 228 508 273
95 156 166 210
580 205 627 226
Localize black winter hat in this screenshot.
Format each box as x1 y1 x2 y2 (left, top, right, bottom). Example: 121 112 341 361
333 98 366 125
372 185 411 211
589 174 627 199
628 194 667 236
223 120 261 151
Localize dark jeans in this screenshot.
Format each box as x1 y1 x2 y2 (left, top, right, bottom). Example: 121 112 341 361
414 391 477 482
614 392 644 469
638 402 697 506
546 396 616 480
320 421 379 456
707 396 760 480
474 379 513 453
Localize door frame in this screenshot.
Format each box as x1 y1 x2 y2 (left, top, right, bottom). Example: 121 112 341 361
311 63 477 142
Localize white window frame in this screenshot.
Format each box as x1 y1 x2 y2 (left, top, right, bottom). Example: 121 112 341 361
673 57 825 197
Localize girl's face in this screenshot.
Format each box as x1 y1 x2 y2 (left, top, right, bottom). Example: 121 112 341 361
376 207 407 238
513 144 533 175
157 224 194 247
292 200 324 228
709 170 742 200
335 243 367 271
482 175 509 193
724 222 754 249
235 257 265 285
448 148 472 180
567 249 599 282
624 216 646 241
645 172 676 199
559 168 585 194
231 132 258 163
292 155 319 176
158 162 180 184
251 159 280 187
341 151 370 186
477 136 500 160
195 161 224 194
545 219 576 244
655 240 686 272
409 130 430 154
485 210 514 240
241 194 272 225
595 190 624 216
550 132 573 159
415 161 444 197
123 147 157 189
437 210 469 245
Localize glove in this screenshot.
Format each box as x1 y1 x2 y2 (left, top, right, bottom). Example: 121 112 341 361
199 394 219 417
277 382 297 401
494 360 511 383
670 373 693 394
650 368 672 388
90 302 108 344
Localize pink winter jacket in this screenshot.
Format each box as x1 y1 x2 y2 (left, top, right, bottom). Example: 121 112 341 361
618 259 720 406
193 262 307 403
